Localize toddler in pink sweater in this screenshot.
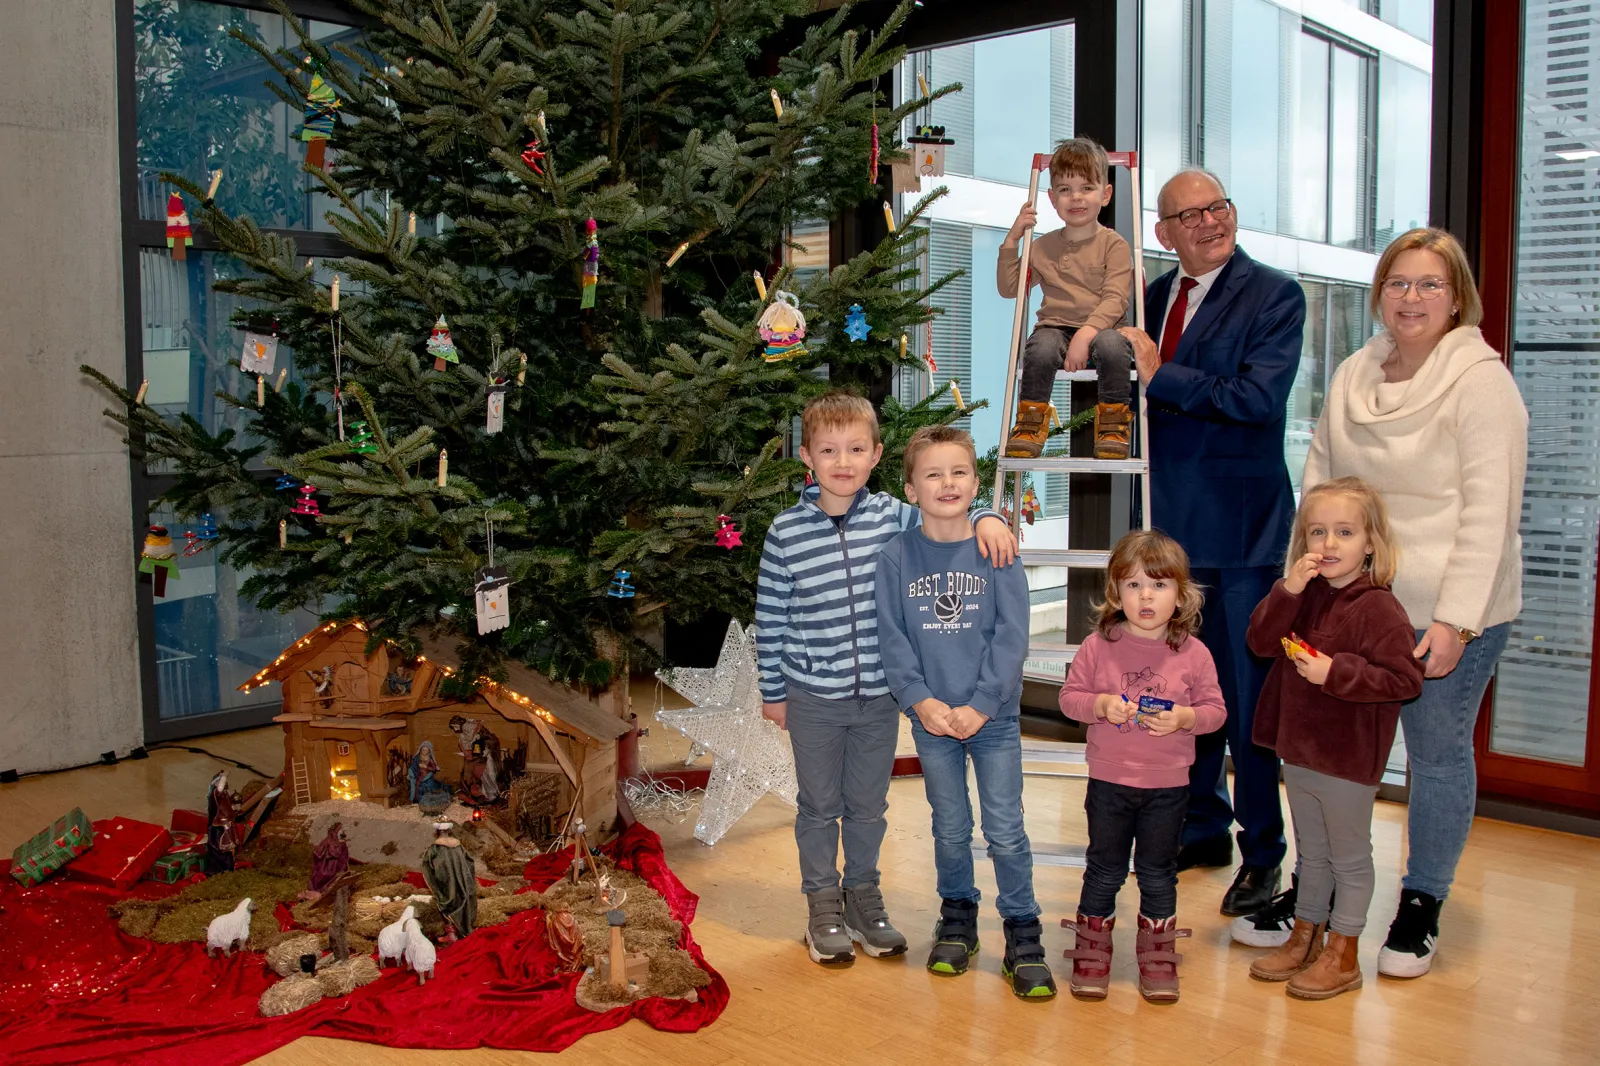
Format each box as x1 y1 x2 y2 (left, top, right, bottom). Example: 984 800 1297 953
1058 530 1227 1003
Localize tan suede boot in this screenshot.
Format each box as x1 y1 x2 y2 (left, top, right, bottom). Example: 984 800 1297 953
1093 402 1132 459
1287 930 1363 1000
1249 918 1325 981
1005 400 1054 458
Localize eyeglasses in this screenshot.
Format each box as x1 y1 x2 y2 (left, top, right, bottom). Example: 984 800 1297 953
1159 199 1235 228
1381 277 1450 300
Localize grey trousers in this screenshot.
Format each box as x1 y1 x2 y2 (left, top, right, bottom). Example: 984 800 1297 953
786 687 901 895
1284 763 1380 936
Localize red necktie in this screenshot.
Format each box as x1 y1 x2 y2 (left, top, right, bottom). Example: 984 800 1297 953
1159 277 1200 363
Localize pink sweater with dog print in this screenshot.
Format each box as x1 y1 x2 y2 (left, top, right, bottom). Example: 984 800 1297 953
1059 628 1228 789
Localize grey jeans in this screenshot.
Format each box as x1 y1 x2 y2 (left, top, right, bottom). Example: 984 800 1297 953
1283 762 1380 936
786 686 901 895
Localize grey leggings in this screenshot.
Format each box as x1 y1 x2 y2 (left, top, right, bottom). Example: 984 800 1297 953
1283 763 1379 937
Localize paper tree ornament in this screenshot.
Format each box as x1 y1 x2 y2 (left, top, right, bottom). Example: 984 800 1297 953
348 420 377 455
474 566 512 635
427 315 458 370
1021 486 1042 525
908 125 955 178
581 218 599 310
758 291 808 363
714 515 743 550
607 570 636 599
194 513 219 541
273 474 299 492
521 138 545 175
843 304 872 343
290 485 321 517
139 526 180 597
165 194 192 261
239 331 278 375
486 380 508 435
302 72 340 169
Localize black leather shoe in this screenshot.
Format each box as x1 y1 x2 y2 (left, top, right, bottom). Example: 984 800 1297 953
1175 835 1233 872
1221 864 1281 917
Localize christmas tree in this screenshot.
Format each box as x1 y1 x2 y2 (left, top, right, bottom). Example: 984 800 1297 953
86 0 976 688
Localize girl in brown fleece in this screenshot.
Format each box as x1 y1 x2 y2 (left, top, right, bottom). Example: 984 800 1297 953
1243 477 1424 1000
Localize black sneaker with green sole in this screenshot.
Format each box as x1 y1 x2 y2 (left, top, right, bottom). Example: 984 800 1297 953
927 898 979 975
1002 917 1058 999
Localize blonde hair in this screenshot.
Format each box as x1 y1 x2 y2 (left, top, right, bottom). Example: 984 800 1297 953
1369 227 1483 328
1289 477 1400 588
800 390 878 449
1093 530 1204 651
1049 137 1109 188
902 424 978 480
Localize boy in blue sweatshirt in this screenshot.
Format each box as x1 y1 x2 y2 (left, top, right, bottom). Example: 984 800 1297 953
876 425 1056 999
756 392 1017 966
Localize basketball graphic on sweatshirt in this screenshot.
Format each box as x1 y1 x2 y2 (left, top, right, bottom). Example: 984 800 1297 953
934 591 964 623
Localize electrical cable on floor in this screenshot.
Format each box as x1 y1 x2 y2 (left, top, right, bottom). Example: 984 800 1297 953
0 745 274 784
144 745 275 779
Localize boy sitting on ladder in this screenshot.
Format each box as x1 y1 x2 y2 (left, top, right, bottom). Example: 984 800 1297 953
997 138 1135 460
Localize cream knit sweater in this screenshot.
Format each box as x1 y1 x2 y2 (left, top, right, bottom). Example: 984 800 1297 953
1304 326 1527 631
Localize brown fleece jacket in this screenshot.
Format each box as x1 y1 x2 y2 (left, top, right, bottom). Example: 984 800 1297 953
1247 574 1425 786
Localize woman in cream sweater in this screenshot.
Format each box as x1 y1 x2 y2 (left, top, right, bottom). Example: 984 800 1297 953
1303 228 1527 981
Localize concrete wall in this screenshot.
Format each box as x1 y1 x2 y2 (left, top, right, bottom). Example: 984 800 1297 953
0 1 143 773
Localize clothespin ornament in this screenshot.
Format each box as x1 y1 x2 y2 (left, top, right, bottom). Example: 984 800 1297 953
166 193 192 261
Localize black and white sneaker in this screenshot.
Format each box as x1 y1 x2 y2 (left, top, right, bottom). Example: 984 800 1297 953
1229 880 1299 948
1377 888 1442 978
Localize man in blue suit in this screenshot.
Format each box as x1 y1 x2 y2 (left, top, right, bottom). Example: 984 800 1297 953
1118 169 1304 919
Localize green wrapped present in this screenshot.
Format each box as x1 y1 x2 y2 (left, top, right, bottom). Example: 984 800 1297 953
9 808 94 886
145 849 206 884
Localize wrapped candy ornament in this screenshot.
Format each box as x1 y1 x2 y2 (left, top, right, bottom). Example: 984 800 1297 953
427 315 458 371
758 291 808 363
139 526 181 597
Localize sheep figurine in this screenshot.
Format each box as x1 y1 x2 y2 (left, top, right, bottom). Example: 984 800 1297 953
401 918 435 985
375 904 416 967
207 898 255 957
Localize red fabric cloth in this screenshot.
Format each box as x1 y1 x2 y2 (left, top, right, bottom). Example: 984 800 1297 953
0 822 725 1064
1158 276 1198 362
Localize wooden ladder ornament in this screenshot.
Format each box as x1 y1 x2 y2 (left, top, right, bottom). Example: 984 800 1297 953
291 756 312 805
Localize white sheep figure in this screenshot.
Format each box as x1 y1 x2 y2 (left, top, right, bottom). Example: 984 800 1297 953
402 918 435 985
375 905 416 968
207 898 255 957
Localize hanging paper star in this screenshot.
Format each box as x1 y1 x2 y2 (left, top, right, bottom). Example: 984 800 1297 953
657 621 797 845
843 304 872 343
714 514 743 550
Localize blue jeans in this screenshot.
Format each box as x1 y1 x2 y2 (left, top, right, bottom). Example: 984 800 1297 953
1401 622 1511 900
909 714 1040 921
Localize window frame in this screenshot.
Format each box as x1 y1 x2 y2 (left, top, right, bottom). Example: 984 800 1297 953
1300 21 1380 252
116 0 366 742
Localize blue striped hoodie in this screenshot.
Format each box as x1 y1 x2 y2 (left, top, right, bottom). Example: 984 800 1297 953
755 483 1001 703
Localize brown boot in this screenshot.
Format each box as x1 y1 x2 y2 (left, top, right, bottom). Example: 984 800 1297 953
1005 400 1054 458
1287 930 1363 1000
1061 913 1114 1000
1249 918 1324 981
1135 914 1191 1003
1093 402 1132 459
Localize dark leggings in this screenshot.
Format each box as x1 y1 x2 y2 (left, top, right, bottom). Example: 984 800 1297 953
1019 326 1134 406
1079 777 1188 919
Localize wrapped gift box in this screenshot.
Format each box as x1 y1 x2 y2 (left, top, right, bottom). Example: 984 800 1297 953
146 849 207 884
170 809 209 836
9 808 94 886
65 818 172 891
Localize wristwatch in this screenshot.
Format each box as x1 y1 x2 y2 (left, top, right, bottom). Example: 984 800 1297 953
1451 625 1478 644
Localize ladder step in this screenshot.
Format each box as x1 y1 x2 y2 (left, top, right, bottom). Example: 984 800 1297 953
1021 548 1110 568
999 457 1148 474
1020 740 1088 765
1025 642 1080 662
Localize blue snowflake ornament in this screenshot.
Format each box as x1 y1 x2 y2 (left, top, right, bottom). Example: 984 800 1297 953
843 304 872 343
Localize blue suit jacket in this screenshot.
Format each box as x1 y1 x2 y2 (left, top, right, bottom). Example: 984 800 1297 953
1143 247 1305 570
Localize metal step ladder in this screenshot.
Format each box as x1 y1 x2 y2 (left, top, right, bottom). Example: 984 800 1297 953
975 150 1152 870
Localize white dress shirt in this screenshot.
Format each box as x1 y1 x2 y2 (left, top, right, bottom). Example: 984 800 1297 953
1158 257 1230 344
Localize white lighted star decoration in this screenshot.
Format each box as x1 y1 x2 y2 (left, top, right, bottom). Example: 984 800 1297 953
657 620 798 845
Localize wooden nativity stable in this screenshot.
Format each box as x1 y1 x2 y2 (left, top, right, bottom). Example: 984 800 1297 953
241 621 633 834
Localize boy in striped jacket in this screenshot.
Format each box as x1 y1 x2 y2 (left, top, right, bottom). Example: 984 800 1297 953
756 391 1018 965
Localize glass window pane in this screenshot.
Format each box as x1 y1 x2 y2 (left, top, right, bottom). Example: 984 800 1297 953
1143 0 1189 209
139 247 312 471
1381 0 1433 43
972 28 1060 184
1204 0 1283 232
1375 57 1431 251
1291 34 1330 242
145 503 322 722
1287 280 1327 494
1328 47 1371 249
927 45 975 177
1491 0 1599 765
134 0 360 230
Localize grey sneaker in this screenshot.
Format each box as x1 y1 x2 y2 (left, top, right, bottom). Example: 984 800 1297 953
805 888 856 964
844 883 908 958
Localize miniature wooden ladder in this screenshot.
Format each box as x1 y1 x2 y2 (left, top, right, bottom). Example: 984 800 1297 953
291 756 312 806
980 150 1151 870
